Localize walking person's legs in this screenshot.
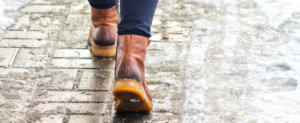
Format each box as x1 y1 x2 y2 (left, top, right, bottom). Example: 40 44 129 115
88 0 158 111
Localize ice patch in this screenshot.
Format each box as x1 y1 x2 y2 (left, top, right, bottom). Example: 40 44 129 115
0 0 31 39
254 90 300 123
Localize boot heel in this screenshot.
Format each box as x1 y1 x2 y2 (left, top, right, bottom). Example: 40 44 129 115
91 44 116 57
88 35 116 57
113 79 153 111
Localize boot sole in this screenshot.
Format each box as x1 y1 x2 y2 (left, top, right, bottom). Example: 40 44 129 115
88 37 116 57
113 79 153 111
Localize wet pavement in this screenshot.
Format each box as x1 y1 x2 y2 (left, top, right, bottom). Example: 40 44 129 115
1 0 300 122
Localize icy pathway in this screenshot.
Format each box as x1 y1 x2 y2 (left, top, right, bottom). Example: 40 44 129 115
0 0 300 122
179 0 300 122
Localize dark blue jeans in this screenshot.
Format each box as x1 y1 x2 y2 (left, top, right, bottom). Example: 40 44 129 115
88 0 158 38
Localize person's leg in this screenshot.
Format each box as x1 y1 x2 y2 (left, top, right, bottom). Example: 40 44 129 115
118 0 159 37
88 0 120 57
88 0 118 9
113 0 158 111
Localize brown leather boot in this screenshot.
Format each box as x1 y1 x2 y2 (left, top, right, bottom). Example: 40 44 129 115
88 5 120 57
113 35 153 111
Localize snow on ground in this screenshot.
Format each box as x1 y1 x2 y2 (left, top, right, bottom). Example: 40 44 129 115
182 0 300 122
0 0 31 39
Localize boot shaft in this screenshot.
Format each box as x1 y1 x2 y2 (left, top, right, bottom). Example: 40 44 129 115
115 35 150 83
91 5 120 27
89 5 120 47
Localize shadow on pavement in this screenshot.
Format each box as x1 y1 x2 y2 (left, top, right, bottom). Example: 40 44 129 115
112 111 152 123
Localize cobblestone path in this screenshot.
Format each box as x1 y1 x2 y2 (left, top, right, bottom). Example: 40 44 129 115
1 0 300 122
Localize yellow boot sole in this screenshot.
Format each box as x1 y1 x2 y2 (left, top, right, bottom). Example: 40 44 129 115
113 79 153 111
88 37 116 57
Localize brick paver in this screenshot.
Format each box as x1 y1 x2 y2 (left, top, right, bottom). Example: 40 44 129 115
3 31 48 39
21 5 66 13
68 115 102 123
0 48 16 67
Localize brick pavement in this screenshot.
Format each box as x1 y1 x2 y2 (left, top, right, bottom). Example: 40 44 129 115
0 0 195 122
